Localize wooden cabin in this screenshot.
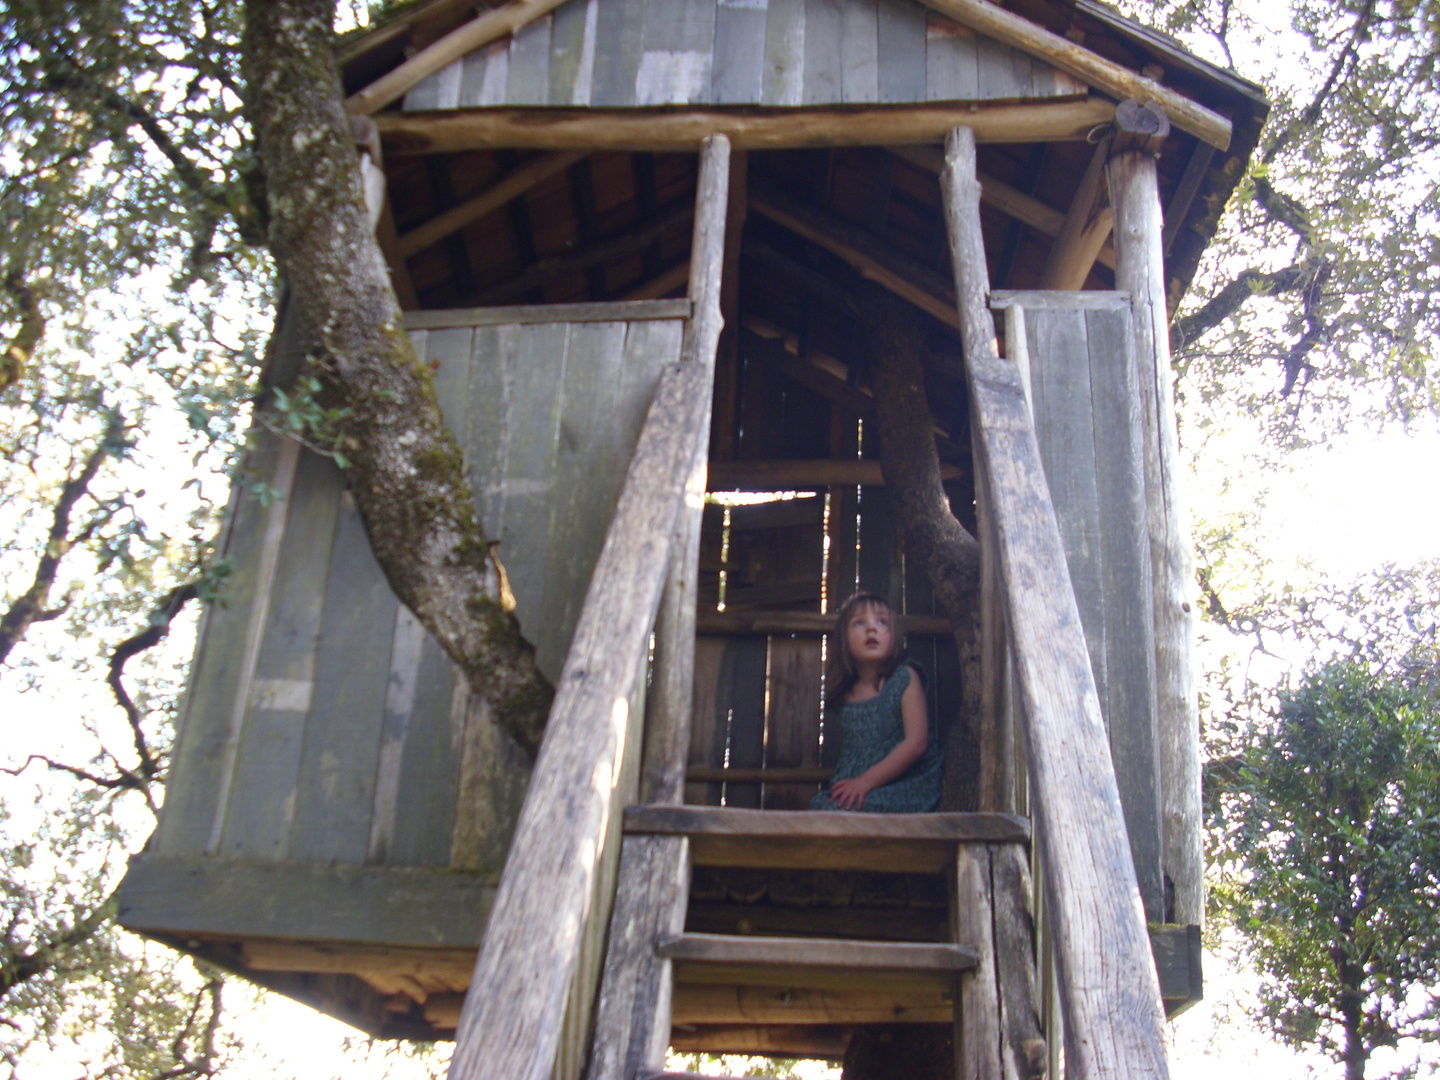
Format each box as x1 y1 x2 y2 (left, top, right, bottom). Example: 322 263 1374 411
118 1 1266 1076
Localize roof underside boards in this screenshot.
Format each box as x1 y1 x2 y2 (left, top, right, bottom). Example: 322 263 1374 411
400 0 1087 112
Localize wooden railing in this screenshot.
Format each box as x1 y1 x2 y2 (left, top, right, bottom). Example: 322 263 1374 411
942 126 1170 1079
446 135 731 1080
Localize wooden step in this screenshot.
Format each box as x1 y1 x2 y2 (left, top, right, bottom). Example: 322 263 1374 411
624 806 1030 873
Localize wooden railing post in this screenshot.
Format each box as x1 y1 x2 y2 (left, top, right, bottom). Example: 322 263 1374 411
941 125 1169 1080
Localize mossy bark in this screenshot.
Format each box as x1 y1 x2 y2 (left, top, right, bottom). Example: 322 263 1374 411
861 284 982 813
241 0 552 754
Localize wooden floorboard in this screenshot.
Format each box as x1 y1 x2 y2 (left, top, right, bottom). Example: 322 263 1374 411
659 932 976 972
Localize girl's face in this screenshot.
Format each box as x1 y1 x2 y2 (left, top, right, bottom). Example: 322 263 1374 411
846 602 894 669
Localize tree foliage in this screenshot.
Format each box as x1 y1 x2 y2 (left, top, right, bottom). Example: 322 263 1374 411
1209 657 1440 1080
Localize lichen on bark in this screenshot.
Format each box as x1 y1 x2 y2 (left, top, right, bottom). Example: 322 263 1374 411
241 0 552 754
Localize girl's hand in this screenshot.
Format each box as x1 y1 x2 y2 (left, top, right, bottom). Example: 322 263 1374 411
829 776 872 810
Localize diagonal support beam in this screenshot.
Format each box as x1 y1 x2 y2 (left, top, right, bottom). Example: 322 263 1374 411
1038 134 1115 290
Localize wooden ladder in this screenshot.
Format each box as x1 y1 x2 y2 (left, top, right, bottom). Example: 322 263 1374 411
588 805 1037 1079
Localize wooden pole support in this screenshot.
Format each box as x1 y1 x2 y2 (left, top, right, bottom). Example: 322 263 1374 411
942 125 1170 1080
1106 138 1202 929
1112 100 1172 156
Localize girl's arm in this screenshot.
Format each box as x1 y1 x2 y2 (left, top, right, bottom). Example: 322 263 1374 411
829 669 929 810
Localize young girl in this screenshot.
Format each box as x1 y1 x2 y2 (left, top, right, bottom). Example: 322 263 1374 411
811 591 943 813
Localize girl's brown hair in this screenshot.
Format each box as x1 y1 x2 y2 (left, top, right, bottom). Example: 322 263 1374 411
824 591 904 708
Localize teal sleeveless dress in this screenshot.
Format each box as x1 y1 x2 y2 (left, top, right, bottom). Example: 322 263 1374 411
810 664 942 813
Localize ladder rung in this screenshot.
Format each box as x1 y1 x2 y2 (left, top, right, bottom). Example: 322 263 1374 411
656 932 977 973
624 805 1029 872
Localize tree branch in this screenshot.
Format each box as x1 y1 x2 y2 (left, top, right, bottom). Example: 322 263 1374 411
1170 263 1315 352
0 884 118 1002
107 582 200 787
242 0 553 755
0 411 125 669
1 269 44 392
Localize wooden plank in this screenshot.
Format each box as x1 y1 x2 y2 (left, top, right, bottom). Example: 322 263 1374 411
636 0 717 106
976 38 1030 100
920 0 1232 148
459 42 508 108
761 636 823 809
201 434 302 856
377 98 1116 153
686 900 950 942
710 0 769 105
839 0 880 103
504 13 553 105
365 604 430 863
876 0 926 103
405 299 691 330
1027 308 1108 705
658 932 976 972
117 855 499 947
1085 304 1164 923
801 0 843 105
386 632 467 866
216 447 341 860
991 289 1127 310
288 489 398 863
926 15 977 101
404 68 442 112
349 0 572 115
709 458 962 489
666 1026 852 1058
686 634 729 805
549 0 599 106
942 125 1170 1079
687 766 831 783
715 635 768 809
698 609 951 635
671 982 952 1024
591 0 646 107
761 0 806 106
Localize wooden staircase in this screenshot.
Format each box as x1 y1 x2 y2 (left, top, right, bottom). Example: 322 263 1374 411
443 127 1173 1080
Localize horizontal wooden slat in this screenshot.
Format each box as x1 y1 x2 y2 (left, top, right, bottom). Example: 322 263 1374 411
708 459 964 490
695 610 952 636
658 932 977 973
671 982 952 1025
666 1025 852 1059
402 298 692 330
685 767 832 784
624 806 1029 872
377 98 1117 154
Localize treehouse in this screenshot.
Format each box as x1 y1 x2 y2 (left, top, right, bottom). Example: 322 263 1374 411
118 1 1266 1076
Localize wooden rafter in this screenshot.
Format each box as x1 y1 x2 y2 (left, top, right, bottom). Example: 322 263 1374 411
397 151 583 258
920 0 1232 149
346 0 571 116
1038 134 1115 289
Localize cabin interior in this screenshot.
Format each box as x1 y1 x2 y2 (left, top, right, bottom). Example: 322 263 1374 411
118 0 1268 1074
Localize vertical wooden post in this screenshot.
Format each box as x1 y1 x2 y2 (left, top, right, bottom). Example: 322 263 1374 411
587 135 731 1080
954 844 1002 1080
1106 101 1202 928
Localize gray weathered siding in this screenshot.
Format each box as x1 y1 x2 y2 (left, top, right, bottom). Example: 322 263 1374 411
158 305 687 874
403 0 1084 112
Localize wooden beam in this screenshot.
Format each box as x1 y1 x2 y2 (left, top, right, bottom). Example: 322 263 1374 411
1108 133 1202 929
337 0 479 65
685 767 833 784
942 125 1170 1079
347 0 571 116
473 200 694 305
376 99 1118 155
696 610 951 636
749 184 959 330
1039 134 1116 290
667 1025 853 1059
397 152 583 258
657 933 977 974
890 145 1115 271
1162 140 1216 256
708 458 963 490
919 0 1232 149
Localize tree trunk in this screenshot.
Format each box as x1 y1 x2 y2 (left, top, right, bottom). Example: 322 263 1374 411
241 0 552 754
861 284 981 812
